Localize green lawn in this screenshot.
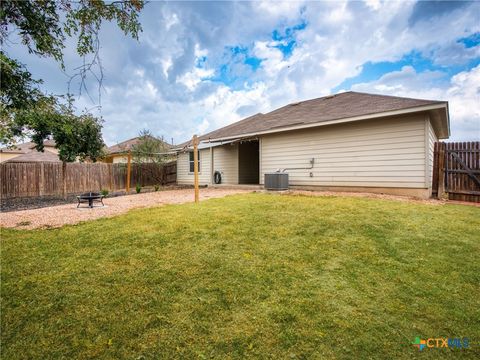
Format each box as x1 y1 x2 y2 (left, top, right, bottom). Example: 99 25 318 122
1 193 479 359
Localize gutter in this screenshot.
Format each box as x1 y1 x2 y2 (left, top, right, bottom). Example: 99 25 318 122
173 138 255 152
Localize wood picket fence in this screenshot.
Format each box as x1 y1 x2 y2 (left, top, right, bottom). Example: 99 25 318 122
0 161 176 199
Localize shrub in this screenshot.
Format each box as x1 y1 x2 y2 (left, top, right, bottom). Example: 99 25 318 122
101 189 109 197
154 184 160 191
136 184 141 193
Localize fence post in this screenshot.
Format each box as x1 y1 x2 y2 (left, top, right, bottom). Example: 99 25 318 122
39 162 45 197
108 163 113 191
437 142 446 199
62 161 67 199
126 151 132 194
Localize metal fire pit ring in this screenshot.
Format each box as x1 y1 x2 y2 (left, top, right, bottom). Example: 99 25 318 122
76 192 105 208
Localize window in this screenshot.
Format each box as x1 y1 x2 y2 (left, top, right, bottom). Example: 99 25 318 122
189 151 200 173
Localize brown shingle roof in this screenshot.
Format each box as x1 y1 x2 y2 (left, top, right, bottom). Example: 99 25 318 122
0 139 57 154
177 91 446 148
5 150 61 162
107 136 172 154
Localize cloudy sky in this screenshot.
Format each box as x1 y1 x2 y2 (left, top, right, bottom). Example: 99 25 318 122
8 0 480 145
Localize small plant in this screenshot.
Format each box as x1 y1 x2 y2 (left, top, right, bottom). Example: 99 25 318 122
136 184 141 193
101 189 109 197
154 184 160 191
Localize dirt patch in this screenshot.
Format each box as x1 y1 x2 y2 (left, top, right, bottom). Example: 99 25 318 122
0 188 252 230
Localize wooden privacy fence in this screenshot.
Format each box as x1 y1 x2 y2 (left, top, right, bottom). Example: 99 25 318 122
432 142 480 203
0 161 177 199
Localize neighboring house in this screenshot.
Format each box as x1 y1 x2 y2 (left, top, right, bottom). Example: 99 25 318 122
0 140 60 163
104 136 172 163
174 91 449 199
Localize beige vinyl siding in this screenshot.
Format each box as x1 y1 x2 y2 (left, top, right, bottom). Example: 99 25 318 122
112 156 128 164
213 144 238 184
260 114 429 188
177 149 211 185
427 118 438 189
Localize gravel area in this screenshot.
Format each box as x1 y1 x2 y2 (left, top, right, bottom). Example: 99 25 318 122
1 188 252 230
0 185 192 212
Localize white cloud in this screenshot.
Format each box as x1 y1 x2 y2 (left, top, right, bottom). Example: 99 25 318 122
447 65 480 140
195 118 210 135
5 0 479 144
96 0 476 144
177 67 215 91
427 42 480 66
254 1 305 21
350 65 446 95
350 65 480 140
364 0 382 11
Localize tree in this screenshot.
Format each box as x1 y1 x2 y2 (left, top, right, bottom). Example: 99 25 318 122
0 0 144 94
0 0 144 145
132 130 172 185
0 51 43 145
14 95 105 162
14 95 105 197
132 130 170 163
0 52 105 161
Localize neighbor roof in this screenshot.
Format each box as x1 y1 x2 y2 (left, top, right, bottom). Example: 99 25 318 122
5 149 61 163
0 139 56 154
107 136 172 155
177 91 448 148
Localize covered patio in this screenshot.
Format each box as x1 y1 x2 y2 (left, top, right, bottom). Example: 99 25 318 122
176 138 261 186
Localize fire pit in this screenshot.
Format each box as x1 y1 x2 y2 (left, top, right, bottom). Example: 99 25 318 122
77 192 105 208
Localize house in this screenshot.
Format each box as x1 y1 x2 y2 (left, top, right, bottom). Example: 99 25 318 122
103 136 172 163
0 140 61 163
174 91 449 199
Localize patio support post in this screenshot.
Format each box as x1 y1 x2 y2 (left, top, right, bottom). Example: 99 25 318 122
193 135 199 203
126 150 132 194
